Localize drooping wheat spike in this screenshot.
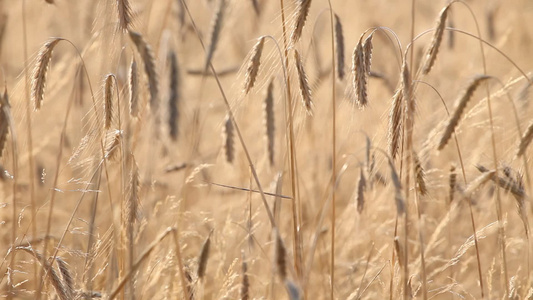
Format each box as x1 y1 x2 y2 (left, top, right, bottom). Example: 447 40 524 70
126 154 139 241
356 168 366 213
17 247 68 300
55 257 75 300
205 0 226 72
334 14 345 80
197 231 212 280
240 251 249 300
243 36 266 94
293 49 313 115
413 152 427 196
291 0 312 44
275 232 287 280
363 34 374 77
352 35 367 108
168 51 180 141
129 58 139 117
516 121 533 157
422 5 450 74
388 158 405 215
0 90 9 158
105 129 122 160
103 74 114 130
31 38 61 110
116 0 133 31
128 30 159 112
223 114 234 163
264 78 275 166
449 164 456 203
388 89 403 159
438 75 490 150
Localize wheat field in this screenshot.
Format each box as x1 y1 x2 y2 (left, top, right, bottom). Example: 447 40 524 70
0 0 533 299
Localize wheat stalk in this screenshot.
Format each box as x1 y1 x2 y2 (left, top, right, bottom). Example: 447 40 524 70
31 38 61 110
438 75 490 150
422 5 450 74
294 49 313 115
129 30 159 112
243 36 266 94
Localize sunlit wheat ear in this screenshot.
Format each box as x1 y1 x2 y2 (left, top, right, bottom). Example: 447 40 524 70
129 59 139 117
168 51 180 141
223 115 234 163
413 152 427 196
275 232 287 280
116 0 133 31
437 75 490 150
197 231 212 280
401 60 413 119
394 236 404 268
31 38 62 110
0 91 10 158
264 78 275 166
103 74 114 130
363 34 374 77
205 0 226 72
334 14 345 80
55 257 74 300
105 129 123 160
352 35 367 108
128 30 159 112
462 169 495 197
388 89 403 159
16 247 68 300
126 155 139 234
244 36 266 94
293 49 313 115
291 0 312 44
388 158 405 215
449 164 456 203
422 4 450 75
356 168 366 213
240 251 249 300
516 121 533 157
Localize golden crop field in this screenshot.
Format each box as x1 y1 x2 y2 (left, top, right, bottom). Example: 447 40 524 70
0 0 533 299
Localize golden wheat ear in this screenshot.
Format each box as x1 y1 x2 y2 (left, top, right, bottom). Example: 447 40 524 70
31 38 62 111
293 49 313 115
243 36 266 94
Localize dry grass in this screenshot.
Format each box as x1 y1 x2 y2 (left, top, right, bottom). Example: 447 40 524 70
1 1 533 299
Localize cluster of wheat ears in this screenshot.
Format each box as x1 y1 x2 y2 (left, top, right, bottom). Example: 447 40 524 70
0 0 533 299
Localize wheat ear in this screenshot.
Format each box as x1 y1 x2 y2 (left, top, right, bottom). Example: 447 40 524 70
168 51 180 141
294 49 313 115
414 152 427 196
422 5 450 74
264 78 275 166
244 36 266 94
223 114 234 163
291 0 312 44
334 14 345 80
205 0 226 72
103 74 114 130
356 168 366 213
31 38 62 110
516 121 533 157
449 164 456 203
388 89 403 159
0 91 9 158
116 0 133 31
197 231 213 280
129 59 139 117
128 30 159 112
438 75 490 150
